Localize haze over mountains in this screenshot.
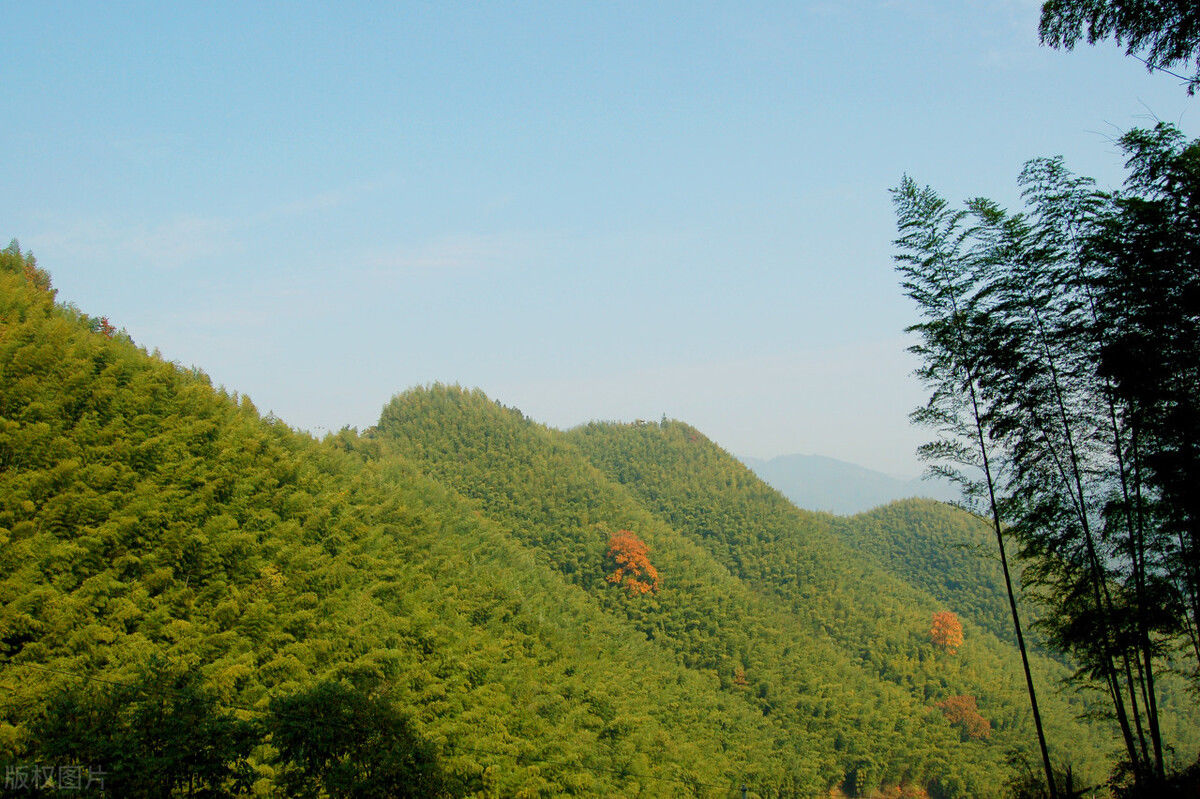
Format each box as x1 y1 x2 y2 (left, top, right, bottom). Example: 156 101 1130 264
741 453 960 515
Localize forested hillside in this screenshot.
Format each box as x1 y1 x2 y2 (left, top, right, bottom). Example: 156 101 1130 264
2 245 1196 797
832 500 1022 647
373 389 1144 794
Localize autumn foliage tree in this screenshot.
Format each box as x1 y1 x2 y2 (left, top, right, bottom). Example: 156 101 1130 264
937 695 991 740
605 530 660 596
930 611 964 654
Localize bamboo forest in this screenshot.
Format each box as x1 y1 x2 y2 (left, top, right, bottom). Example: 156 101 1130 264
4 1 1200 797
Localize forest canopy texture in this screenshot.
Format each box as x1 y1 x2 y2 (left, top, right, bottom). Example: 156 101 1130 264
5 241 1197 797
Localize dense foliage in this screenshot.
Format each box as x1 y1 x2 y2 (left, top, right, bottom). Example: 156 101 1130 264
264 680 451 798
1 243 767 796
32 658 256 796
836 500 1030 647
1039 0 1200 93
894 125 1200 794
565 418 1156 793
937 695 991 742
2 242 1197 796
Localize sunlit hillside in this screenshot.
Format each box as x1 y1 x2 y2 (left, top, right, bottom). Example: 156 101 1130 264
3 246 1197 797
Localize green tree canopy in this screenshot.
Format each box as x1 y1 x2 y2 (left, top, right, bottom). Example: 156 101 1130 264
894 123 1200 795
265 680 457 799
1040 0 1200 93
31 659 255 798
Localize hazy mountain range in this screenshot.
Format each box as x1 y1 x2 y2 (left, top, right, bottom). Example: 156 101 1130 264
740 453 960 515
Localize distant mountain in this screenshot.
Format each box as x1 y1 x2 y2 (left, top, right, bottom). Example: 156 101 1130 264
740 453 960 515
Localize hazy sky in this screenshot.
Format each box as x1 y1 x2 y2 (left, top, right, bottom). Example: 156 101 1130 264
4 1 1194 475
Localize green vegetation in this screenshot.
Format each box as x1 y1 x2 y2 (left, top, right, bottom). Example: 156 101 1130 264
894 125 1200 794
2 241 1197 796
835 500 1030 650
1039 0 1200 93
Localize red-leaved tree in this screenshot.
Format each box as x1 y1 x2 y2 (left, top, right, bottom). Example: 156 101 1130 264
936 695 991 740
605 530 660 596
930 610 964 654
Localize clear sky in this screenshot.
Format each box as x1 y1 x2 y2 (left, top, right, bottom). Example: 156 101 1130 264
4 1 1194 475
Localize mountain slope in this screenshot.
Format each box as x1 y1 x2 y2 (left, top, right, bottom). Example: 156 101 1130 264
8 247 1191 797
0 250 808 796
374 390 1124 795
570 420 1200 787
832 499 1023 647
568 421 1134 761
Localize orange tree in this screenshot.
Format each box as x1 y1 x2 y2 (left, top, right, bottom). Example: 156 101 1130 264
605 530 660 596
930 611 964 654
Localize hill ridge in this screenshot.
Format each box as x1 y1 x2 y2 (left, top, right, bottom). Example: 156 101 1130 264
9 251 1191 797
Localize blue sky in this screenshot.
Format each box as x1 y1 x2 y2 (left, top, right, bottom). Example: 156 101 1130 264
4 1 1195 475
